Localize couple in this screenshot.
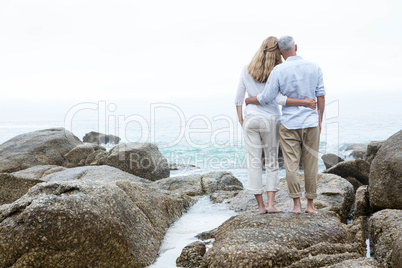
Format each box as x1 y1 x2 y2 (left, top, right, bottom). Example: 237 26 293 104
235 35 325 214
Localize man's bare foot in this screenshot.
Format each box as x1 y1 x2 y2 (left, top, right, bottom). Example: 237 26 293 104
288 208 302 213
305 208 318 214
267 206 281 213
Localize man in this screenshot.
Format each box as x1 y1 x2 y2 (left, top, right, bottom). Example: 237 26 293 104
246 35 325 213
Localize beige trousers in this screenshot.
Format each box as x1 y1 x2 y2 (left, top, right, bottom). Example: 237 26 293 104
279 124 320 199
243 116 279 194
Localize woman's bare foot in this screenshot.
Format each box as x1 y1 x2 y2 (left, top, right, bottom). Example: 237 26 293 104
258 208 268 214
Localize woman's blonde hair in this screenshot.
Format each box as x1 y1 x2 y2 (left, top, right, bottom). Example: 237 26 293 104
247 36 282 83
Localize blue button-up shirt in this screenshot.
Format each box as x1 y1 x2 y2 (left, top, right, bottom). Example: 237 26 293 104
257 56 326 129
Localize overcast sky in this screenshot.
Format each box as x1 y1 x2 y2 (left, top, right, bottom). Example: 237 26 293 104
0 0 401 121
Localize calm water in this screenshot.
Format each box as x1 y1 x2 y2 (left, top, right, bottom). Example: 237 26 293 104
0 112 400 267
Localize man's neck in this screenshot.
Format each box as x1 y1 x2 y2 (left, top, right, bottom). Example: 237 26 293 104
282 51 297 61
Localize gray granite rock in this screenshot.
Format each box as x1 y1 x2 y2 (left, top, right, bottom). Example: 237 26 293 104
322 153 344 169
369 130 402 211
104 142 170 180
368 209 402 267
0 128 82 173
63 144 105 168
324 159 370 186
83 131 121 145
365 141 384 164
346 143 367 159
200 211 364 267
176 241 206 268
0 166 192 267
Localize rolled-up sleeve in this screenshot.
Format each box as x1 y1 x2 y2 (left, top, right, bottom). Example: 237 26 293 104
315 67 326 97
234 69 246 106
274 92 287 106
257 68 280 105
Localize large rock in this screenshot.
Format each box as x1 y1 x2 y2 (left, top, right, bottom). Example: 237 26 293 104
368 209 402 267
152 174 204 196
176 241 206 268
63 144 106 168
345 143 367 159
151 171 243 197
322 153 344 169
83 131 121 145
365 140 384 164
0 128 82 173
227 174 354 223
200 212 365 267
324 159 370 186
104 143 170 181
0 166 192 267
369 130 402 211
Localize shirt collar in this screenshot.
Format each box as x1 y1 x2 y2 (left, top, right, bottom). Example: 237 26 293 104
286 55 303 61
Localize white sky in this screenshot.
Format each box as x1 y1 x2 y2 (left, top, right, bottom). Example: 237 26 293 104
0 0 401 120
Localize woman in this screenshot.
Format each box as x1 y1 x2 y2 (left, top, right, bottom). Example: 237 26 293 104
234 36 316 214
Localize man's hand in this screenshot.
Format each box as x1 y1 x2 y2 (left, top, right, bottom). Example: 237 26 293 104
317 95 325 134
245 96 260 106
303 98 317 109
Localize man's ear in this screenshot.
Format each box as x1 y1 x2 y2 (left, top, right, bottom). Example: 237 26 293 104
278 48 282 55
295 44 298 52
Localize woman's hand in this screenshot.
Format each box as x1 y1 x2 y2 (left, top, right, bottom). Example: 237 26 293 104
239 118 244 126
245 97 260 106
303 98 317 109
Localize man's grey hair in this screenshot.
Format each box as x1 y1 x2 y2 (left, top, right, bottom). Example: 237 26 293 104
278 35 295 52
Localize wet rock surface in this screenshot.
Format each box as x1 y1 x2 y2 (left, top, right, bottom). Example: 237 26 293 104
176 241 206 268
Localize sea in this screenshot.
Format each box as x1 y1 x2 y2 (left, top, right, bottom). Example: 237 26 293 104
0 109 401 267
